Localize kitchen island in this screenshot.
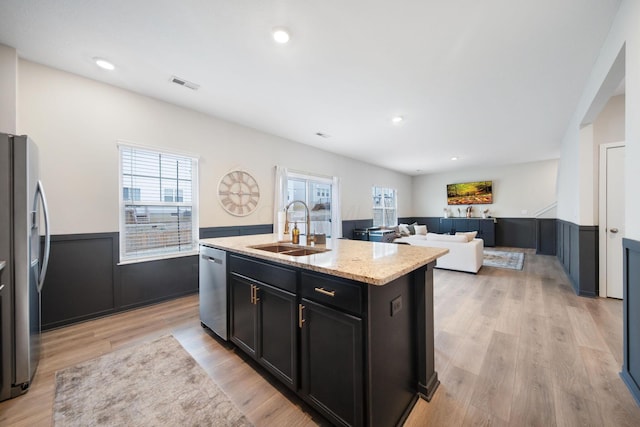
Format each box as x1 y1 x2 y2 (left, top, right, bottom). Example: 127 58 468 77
199 234 447 427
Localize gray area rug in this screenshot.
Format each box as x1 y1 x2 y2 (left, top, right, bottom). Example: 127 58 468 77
53 335 252 427
483 249 525 270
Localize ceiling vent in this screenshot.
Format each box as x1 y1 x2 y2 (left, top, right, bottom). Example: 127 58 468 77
170 75 200 91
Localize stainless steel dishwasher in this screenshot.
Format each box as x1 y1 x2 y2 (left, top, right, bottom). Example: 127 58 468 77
199 245 228 340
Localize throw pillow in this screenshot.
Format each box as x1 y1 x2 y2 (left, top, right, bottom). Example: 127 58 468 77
455 231 478 242
414 225 427 235
407 224 416 235
426 233 468 243
398 223 410 236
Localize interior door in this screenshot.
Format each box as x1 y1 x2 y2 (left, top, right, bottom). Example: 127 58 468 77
605 144 625 299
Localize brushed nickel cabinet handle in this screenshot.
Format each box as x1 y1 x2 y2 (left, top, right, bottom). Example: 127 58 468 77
314 287 336 297
298 304 305 328
250 285 255 304
254 286 260 303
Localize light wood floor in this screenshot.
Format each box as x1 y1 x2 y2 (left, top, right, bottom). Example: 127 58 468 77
2 249 639 426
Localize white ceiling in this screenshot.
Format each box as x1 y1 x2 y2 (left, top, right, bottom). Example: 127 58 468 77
0 0 623 175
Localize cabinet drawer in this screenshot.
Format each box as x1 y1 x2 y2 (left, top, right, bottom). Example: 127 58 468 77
229 255 297 293
300 272 362 315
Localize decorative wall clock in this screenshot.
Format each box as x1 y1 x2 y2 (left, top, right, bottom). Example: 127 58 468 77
217 170 260 216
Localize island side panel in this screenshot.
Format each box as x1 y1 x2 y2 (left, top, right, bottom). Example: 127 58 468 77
414 262 440 401
367 273 417 427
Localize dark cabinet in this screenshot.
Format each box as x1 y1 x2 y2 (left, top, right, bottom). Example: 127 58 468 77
439 218 495 247
478 219 496 247
256 281 297 388
300 298 363 427
229 256 298 390
227 253 433 427
230 275 257 357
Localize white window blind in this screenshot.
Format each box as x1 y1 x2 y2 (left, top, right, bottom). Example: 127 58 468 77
372 186 397 227
119 145 198 262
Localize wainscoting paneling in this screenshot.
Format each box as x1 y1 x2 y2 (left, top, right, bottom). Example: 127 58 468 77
42 224 273 330
42 234 116 329
119 255 198 309
495 218 536 248
556 220 598 297
200 224 273 239
622 238 640 406
535 219 557 255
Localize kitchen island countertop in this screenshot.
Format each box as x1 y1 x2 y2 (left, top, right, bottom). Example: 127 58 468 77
200 233 448 286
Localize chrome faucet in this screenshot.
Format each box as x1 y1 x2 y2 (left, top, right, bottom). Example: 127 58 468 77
284 200 314 244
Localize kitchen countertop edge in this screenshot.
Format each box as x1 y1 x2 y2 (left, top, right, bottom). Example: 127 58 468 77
200 234 448 286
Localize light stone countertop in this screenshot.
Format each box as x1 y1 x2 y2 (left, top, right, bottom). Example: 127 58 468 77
200 234 448 286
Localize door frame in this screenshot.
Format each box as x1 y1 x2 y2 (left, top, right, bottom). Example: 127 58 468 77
598 141 625 298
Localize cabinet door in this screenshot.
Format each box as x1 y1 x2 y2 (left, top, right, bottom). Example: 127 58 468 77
479 220 495 246
256 283 297 389
229 274 256 357
439 218 453 234
466 219 479 232
300 298 363 427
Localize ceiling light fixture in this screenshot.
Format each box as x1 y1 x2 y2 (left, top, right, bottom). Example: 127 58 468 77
272 27 291 44
451 156 459 161
94 57 115 70
391 116 404 124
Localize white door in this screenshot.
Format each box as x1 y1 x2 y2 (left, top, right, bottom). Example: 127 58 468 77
603 144 625 299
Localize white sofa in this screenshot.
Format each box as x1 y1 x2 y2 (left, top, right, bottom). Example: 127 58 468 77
395 232 483 273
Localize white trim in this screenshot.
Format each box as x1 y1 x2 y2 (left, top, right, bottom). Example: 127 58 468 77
116 139 201 160
287 170 333 184
117 250 199 266
117 144 199 264
598 141 625 297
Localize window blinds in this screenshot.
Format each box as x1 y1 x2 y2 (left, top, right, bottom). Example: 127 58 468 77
119 145 197 262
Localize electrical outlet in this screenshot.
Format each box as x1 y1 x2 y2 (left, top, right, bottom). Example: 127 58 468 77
391 296 402 316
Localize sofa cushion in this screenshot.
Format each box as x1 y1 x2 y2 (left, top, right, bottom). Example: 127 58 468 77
415 225 427 235
456 231 478 242
426 233 468 243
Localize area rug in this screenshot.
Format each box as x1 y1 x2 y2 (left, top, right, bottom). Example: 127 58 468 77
483 249 525 270
53 335 252 427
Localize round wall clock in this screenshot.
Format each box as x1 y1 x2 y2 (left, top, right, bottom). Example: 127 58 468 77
217 170 260 216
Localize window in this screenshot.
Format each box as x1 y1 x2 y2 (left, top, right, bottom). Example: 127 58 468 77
119 144 198 262
372 186 397 227
274 166 342 239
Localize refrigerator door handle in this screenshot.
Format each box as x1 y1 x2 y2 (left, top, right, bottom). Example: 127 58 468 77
36 179 51 293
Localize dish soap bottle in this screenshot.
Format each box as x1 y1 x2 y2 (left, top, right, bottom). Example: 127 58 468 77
292 222 300 244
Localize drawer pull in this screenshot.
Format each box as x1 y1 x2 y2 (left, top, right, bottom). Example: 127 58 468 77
251 285 260 304
314 287 336 297
298 304 305 328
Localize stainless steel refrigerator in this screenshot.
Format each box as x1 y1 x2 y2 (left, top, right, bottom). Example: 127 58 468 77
0 133 51 402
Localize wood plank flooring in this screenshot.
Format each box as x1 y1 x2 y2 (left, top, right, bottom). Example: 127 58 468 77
1 248 639 426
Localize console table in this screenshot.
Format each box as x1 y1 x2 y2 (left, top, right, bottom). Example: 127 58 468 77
439 218 496 247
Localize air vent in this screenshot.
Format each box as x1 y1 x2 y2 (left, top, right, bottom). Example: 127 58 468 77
170 75 200 91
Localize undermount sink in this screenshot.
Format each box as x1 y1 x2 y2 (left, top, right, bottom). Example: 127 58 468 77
249 243 330 257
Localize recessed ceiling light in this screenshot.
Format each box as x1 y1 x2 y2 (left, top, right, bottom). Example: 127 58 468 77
451 156 459 161
94 57 115 70
272 27 291 44
391 116 404 124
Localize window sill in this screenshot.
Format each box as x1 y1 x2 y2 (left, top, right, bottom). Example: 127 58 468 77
118 250 199 266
